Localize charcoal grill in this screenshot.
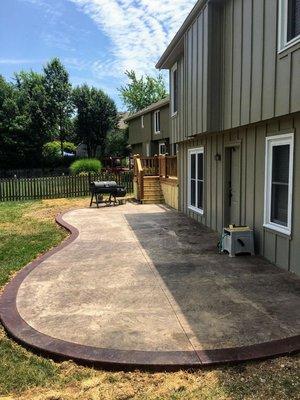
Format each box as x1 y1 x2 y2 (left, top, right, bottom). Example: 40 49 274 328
89 181 126 207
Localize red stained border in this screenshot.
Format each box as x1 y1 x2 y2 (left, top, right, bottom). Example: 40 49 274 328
0 211 299 371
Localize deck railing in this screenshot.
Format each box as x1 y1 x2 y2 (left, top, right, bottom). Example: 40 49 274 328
133 155 144 201
140 156 159 176
159 155 177 178
134 155 177 178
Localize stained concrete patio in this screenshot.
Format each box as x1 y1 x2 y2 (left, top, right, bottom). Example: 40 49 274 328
1 203 299 368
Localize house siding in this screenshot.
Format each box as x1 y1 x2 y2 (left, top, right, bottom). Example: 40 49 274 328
170 3 213 143
221 0 300 130
170 0 300 144
178 113 300 276
128 104 170 156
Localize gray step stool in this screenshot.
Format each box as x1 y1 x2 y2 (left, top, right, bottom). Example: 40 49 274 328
222 226 255 257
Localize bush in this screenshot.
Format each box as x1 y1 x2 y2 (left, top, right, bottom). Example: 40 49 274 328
42 141 76 166
70 158 102 175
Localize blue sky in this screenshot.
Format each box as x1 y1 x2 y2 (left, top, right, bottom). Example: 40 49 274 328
0 0 193 110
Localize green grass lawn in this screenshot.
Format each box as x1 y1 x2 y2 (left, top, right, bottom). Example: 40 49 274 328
0 199 299 400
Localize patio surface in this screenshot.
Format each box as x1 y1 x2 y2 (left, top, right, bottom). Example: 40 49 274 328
1 203 299 369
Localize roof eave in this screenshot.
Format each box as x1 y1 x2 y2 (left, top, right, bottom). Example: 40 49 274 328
124 98 170 122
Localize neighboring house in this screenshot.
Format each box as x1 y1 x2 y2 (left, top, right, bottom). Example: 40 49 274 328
125 98 172 156
156 0 300 275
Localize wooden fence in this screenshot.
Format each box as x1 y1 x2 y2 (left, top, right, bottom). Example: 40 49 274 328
0 172 133 202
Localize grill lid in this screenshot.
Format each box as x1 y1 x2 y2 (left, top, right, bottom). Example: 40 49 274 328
91 181 117 188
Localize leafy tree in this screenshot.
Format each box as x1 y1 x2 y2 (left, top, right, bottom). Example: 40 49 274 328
43 58 73 155
119 70 167 113
14 70 53 166
105 127 129 157
72 84 117 157
0 75 27 168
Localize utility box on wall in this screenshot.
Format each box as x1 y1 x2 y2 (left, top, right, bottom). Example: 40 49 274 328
222 226 255 257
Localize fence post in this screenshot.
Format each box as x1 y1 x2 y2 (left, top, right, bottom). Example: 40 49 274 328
154 155 158 176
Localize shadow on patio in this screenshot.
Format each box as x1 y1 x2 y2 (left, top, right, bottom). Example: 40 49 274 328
124 207 300 359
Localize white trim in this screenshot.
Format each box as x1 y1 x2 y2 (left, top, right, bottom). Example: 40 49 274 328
188 147 204 215
141 115 144 128
154 110 160 134
171 62 178 117
264 132 294 235
278 0 300 53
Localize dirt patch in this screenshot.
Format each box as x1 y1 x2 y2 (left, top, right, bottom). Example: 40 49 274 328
23 198 89 222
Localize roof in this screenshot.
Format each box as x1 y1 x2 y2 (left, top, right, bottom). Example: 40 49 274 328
124 97 170 122
156 0 208 69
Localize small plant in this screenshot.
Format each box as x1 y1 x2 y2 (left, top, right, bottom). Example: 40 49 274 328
70 158 102 175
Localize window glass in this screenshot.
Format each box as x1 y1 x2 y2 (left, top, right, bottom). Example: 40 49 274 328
197 181 203 209
154 111 160 133
189 149 204 212
173 68 178 114
271 144 290 226
288 0 300 41
197 153 203 180
191 154 196 179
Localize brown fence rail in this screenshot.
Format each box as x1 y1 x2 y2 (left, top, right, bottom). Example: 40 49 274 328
0 172 133 202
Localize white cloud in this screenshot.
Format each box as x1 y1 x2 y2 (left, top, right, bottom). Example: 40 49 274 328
69 0 194 79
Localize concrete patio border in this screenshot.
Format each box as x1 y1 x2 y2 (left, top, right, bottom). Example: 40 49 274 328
0 211 299 371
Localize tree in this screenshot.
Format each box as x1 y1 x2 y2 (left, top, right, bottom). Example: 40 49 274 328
14 70 54 166
0 75 27 168
119 70 167 113
105 127 129 157
72 84 117 158
43 58 73 155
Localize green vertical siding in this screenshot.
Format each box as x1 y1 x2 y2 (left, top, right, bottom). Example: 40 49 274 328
178 113 300 275
221 0 300 129
128 104 170 156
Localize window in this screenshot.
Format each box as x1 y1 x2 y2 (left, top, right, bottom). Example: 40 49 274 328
154 110 160 134
159 142 167 155
141 115 144 128
171 63 178 116
188 148 204 214
264 133 294 235
145 142 150 157
278 0 300 52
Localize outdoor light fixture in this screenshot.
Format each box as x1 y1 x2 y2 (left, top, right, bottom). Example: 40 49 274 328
214 154 221 161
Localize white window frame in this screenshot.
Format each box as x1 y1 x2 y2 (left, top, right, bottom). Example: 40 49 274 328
154 110 160 134
141 115 144 128
264 133 294 235
278 0 300 53
171 62 178 116
188 147 204 215
159 142 166 155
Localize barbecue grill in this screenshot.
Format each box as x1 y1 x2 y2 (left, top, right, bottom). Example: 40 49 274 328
89 181 126 207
